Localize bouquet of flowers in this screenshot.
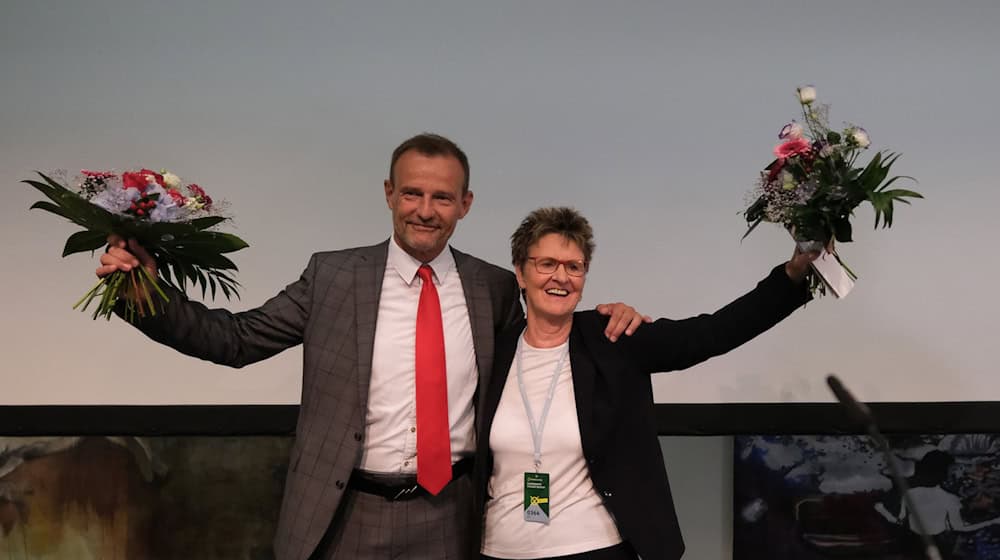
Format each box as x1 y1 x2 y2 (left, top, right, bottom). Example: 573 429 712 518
743 85 922 297
24 169 248 322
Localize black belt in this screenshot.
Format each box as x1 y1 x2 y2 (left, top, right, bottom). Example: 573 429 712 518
348 458 474 501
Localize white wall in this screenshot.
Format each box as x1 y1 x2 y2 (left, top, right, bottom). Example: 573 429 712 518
662 436 736 560
1 1 998 408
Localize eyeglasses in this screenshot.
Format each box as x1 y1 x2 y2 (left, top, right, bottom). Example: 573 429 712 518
526 257 588 277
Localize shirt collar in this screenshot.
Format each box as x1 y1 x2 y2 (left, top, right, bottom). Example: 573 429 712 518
387 236 456 287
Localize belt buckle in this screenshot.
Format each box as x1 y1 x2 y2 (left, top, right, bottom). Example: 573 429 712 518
390 483 421 501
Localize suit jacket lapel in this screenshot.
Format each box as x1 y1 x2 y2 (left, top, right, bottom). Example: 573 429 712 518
569 316 623 458
568 324 598 454
453 249 496 408
355 240 389 408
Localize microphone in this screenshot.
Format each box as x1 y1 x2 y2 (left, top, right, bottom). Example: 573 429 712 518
825 374 942 560
825 375 873 427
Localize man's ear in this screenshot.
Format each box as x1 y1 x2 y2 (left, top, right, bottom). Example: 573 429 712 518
384 180 395 209
459 190 474 219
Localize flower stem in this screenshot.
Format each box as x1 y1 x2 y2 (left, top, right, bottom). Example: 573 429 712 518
137 265 170 304
73 275 108 311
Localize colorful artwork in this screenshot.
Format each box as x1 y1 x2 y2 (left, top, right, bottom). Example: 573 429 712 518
0 435 290 559
734 435 1000 559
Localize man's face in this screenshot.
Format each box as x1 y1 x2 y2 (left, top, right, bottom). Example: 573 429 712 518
384 150 473 262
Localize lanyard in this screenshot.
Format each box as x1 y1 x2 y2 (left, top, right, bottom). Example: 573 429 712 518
515 334 568 471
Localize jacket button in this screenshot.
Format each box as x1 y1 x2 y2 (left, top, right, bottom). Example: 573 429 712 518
335 480 345 490
354 432 363 441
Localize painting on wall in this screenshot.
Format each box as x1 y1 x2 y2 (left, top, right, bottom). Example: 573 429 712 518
734 434 1000 559
0 435 291 559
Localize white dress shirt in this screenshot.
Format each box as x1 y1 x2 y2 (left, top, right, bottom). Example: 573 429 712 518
358 237 478 473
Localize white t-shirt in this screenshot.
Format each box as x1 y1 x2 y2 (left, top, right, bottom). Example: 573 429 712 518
482 336 621 559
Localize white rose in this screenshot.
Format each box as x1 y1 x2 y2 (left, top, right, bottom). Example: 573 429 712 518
162 171 182 190
797 85 817 105
849 127 871 148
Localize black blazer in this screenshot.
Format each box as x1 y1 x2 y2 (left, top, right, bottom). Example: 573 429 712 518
475 265 811 560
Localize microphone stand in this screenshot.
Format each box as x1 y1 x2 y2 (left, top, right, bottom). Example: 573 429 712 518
826 375 942 560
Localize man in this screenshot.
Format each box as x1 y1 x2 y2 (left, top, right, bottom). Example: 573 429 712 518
99 133 645 560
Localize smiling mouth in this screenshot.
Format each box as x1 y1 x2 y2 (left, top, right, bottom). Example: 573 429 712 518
545 288 569 297
408 223 438 232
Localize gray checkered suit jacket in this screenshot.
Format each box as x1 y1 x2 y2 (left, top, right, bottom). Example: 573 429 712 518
130 240 522 560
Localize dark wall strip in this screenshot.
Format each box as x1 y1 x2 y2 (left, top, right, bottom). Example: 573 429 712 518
655 402 1000 436
2 402 999 436
0 405 299 436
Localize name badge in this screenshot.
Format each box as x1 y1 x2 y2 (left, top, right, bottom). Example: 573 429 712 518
523 472 550 524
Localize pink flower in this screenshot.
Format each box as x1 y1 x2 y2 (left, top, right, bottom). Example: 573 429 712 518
779 121 804 140
774 138 812 159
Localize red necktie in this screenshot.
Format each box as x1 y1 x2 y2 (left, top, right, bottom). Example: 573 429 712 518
415 264 451 495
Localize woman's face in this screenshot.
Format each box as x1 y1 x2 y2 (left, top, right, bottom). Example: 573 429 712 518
515 233 587 323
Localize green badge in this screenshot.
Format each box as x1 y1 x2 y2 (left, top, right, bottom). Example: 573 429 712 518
523 472 550 524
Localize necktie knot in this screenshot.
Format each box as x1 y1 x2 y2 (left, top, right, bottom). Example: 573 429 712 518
417 264 434 284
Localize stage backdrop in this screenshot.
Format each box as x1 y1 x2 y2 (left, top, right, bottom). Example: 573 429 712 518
1 1 999 432
734 434 1000 559
0 434 289 559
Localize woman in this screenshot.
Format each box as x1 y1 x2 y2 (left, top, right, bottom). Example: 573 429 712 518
475 207 816 560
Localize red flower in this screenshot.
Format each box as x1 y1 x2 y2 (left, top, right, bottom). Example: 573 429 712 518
81 170 116 179
187 184 213 209
765 159 785 182
167 189 185 204
773 138 812 159
121 171 149 191
138 169 164 187
122 169 166 191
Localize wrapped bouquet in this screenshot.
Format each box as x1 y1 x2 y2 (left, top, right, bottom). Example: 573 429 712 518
743 85 922 297
24 169 248 322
